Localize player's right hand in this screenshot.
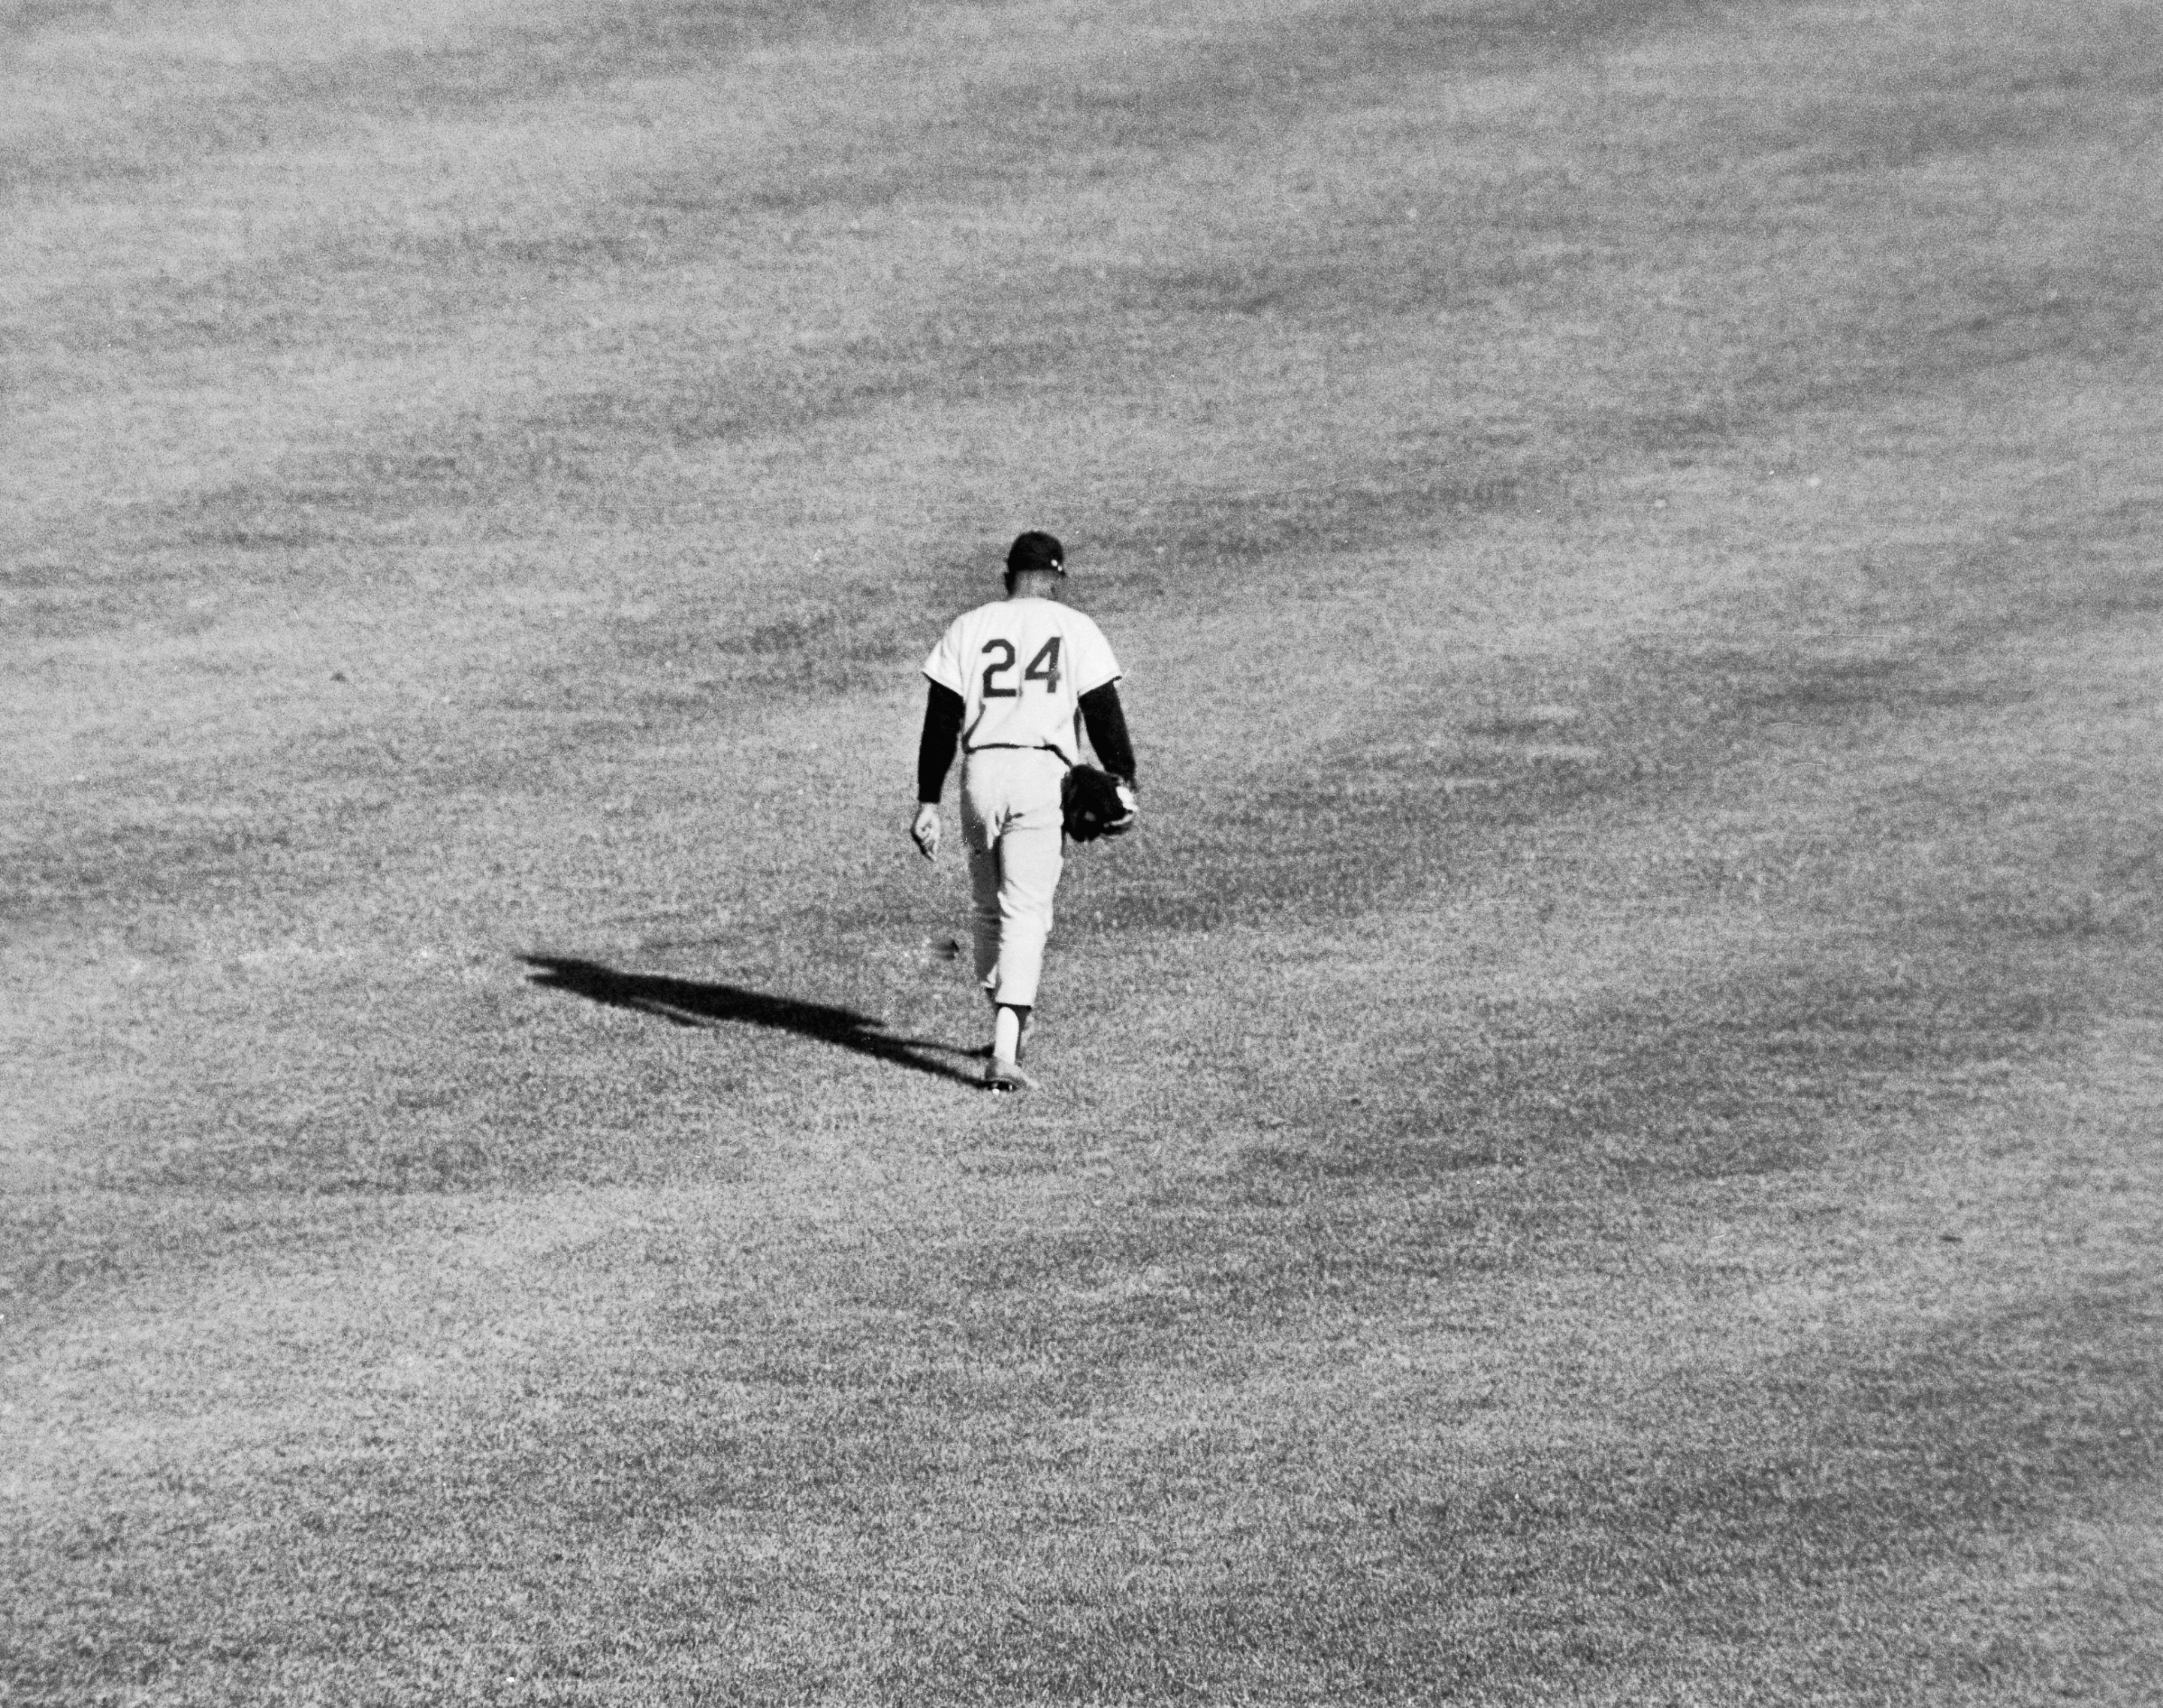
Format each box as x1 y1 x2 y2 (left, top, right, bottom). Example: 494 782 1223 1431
910 804 942 861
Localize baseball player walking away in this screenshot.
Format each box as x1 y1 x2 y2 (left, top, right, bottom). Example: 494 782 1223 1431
912 531 1139 1091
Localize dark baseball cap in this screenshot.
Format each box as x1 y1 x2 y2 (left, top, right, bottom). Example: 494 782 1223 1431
1005 531 1066 575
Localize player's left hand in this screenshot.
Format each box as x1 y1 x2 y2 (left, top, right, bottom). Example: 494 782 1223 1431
911 804 942 861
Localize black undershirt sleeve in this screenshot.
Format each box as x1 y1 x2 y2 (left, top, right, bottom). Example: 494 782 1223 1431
1078 682 1136 784
916 682 965 804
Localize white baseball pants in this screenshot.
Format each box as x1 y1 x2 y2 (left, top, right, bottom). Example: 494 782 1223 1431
958 747 1066 1009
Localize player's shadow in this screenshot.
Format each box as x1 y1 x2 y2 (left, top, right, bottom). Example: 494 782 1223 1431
522 955 979 1086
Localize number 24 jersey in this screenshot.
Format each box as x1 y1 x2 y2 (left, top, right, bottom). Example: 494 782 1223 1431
921 596 1122 767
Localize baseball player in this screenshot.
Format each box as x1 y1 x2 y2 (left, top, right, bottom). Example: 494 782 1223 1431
912 531 1139 1091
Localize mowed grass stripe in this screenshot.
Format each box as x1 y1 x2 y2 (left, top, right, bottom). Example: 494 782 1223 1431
8 0 2149 955
11 584 2156 1701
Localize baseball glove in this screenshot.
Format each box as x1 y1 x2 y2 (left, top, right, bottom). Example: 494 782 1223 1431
1062 765 1136 843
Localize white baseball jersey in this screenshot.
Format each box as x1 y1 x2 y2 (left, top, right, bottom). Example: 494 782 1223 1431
922 596 1121 766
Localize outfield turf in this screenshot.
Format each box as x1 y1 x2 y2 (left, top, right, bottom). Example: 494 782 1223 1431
5 0 2161 1702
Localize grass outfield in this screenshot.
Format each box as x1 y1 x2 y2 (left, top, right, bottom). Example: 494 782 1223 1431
5 0 2161 1701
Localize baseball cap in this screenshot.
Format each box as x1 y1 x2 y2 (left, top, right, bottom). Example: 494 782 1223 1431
1005 530 1066 575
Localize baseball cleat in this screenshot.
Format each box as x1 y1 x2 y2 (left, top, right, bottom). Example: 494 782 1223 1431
982 1058 1036 1093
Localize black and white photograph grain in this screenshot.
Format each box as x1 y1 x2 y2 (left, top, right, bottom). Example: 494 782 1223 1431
5 0 2159 1702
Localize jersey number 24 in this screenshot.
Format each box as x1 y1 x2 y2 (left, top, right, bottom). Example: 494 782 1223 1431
981 637 1060 698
